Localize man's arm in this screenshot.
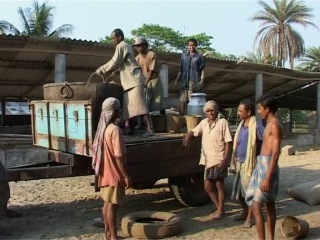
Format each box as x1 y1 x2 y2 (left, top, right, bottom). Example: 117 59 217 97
115 156 132 189
96 44 125 75
182 131 195 148
221 141 232 169
174 71 181 87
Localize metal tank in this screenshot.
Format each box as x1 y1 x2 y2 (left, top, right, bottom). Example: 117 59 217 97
43 80 123 130
187 93 207 117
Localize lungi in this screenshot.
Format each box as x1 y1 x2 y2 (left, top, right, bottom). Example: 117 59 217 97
145 77 164 112
231 161 252 200
245 155 279 206
122 85 149 121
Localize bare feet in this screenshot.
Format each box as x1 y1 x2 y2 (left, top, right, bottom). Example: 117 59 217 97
243 219 255 228
210 211 225 221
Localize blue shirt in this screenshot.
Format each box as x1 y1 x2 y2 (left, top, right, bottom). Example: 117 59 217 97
236 119 265 162
179 51 205 90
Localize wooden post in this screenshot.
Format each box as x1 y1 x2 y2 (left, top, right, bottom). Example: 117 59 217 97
255 73 263 117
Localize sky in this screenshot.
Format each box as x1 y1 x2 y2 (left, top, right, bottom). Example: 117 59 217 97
1 0 320 57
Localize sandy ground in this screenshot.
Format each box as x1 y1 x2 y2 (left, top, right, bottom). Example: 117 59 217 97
1 146 320 240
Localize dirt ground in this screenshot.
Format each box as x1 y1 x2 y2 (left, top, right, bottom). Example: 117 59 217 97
1 146 320 240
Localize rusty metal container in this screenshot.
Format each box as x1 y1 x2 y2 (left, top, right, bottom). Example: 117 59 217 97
43 80 123 130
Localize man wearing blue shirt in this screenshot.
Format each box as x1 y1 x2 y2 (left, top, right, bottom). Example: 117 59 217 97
174 38 205 115
231 99 265 228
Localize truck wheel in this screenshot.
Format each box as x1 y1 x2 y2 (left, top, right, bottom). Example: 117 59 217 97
131 180 157 190
121 211 182 239
169 173 210 207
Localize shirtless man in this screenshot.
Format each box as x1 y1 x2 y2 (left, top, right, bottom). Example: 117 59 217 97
245 93 282 240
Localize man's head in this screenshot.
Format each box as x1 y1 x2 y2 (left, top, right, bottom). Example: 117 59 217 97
203 100 219 121
132 37 148 54
238 99 255 120
187 38 198 53
256 93 277 119
102 97 121 118
111 28 124 45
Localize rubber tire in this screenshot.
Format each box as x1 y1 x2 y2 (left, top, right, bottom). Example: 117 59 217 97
169 173 210 207
121 211 182 239
131 180 157 190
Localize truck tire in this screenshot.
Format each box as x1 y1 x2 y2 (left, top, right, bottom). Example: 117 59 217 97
121 211 182 239
169 173 210 207
131 180 157 190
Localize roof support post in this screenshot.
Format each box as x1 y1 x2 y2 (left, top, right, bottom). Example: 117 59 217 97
255 73 263 115
1 99 5 127
55 54 66 83
316 81 320 144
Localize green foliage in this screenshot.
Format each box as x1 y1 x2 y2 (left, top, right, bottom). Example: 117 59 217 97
131 24 185 52
101 23 239 60
296 46 320 72
250 0 318 69
100 36 134 46
0 0 74 37
242 50 277 65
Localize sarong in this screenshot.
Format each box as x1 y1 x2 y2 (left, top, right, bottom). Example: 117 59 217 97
122 85 149 121
204 165 228 180
231 161 251 200
245 155 279 206
145 77 164 112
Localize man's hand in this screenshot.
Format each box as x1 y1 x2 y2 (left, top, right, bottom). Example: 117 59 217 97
124 177 132 189
91 161 96 170
182 137 190 148
220 158 229 169
95 67 102 76
260 177 271 192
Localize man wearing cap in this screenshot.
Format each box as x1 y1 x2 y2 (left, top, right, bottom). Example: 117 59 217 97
92 97 131 240
182 100 232 221
133 37 165 116
95 29 154 137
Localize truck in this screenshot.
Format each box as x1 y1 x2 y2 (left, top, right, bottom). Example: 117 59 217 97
8 81 210 207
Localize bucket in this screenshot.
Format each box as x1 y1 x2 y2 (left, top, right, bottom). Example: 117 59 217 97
151 115 167 133
281 216 309 239
166 115 184 133
185 115 203 132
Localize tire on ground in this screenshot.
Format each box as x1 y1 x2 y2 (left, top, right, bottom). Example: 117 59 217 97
121 211 182 239
169 173 210 207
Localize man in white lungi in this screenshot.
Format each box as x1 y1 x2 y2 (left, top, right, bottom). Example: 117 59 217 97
95 29 154 137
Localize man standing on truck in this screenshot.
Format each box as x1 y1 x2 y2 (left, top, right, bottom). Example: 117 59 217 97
132 36 165 130
182 100 232 221
133 36 165 115
95 28 154 137
174 38 205 115
92 97 132 240
230 99 265 228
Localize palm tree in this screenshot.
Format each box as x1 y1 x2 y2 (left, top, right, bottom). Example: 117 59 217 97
297 46 320 72
0 0 74 37
250 0 318 69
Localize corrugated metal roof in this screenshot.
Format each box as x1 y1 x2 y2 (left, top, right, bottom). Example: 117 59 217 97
0 34 320 110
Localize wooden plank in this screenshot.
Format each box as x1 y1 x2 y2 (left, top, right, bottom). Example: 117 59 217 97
7 165 70 181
